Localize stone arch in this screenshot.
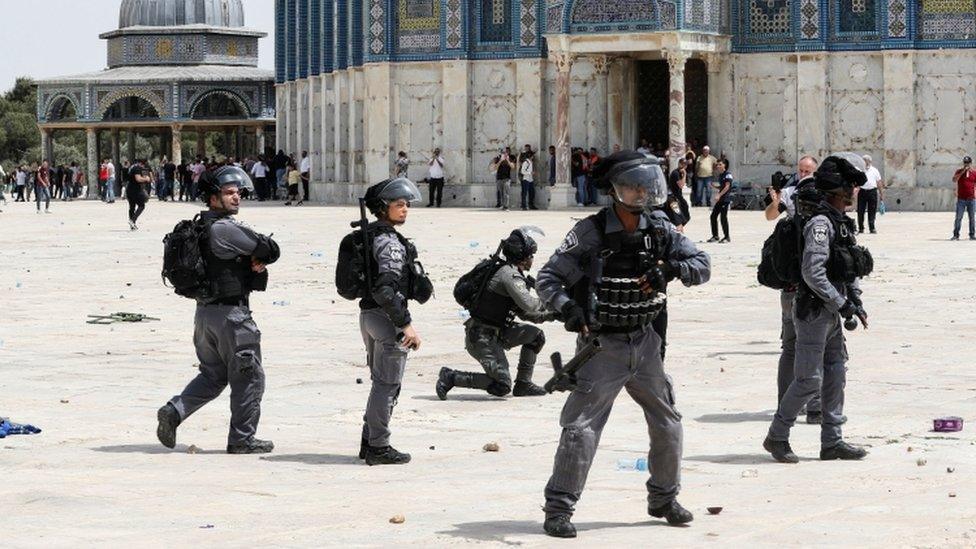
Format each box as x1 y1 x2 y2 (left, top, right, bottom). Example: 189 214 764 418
188 89 252 119
96 88 166 120
45 93 81 121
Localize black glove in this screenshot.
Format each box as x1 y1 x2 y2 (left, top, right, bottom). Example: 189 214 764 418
847 286 863 308
560 300 586 333
642 261 679 293
525 275 536 289
839 299 866 320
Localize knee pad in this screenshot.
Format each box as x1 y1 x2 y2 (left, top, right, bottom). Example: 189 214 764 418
527 329 546 354
487 381 512 397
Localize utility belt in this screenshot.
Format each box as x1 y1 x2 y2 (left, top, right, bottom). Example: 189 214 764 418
465 317 505 336
205 295 250 307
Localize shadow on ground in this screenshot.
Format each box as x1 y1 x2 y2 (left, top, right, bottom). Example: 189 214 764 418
91 444 224 455
412 394 504 402
260 453 361 465
437 519 671 544
695 410 775 423
685 453 818 464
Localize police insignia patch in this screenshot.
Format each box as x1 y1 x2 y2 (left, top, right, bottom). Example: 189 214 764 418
557 231 578 253
813 225 828 244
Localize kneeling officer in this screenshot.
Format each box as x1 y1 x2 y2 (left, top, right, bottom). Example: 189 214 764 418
157 167 280 454
537 151 710 538
437 228 555 399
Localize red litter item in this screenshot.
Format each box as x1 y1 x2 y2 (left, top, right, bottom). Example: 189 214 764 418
933 417 963 432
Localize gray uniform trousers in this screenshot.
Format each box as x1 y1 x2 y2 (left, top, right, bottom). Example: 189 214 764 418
769 307 847 448
544 328 683 518
360 308 408 447
779 290 821 413
459 320 541 391
169 304 265 445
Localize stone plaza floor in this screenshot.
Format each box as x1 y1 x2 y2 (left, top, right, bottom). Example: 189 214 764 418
1 199 974 546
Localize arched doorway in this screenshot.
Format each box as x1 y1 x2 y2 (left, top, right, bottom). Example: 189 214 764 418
47 96 79 122
634 58 708 153
103 96 161 120
190 92 249 119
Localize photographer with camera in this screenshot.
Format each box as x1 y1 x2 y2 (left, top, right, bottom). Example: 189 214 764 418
951 155 976 241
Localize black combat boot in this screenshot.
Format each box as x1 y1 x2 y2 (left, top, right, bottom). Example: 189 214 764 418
365 445 411 465
512 380 547 397
820 441 867 461
649 500 694 525
806 411 823 424
763 436 799 464
436 367 455 400
156 403 181 449
543 515 577 538
359 438 369 460
227 438 275 454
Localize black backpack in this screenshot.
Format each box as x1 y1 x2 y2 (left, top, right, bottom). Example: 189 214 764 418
162 215 213 300
757 216 805 290
454 257 505 309
336 229 370 300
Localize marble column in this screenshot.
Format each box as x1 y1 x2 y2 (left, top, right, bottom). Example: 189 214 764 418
551 52 575 187
86 128 98 199
196 129 207 158
40 128 52 162
171 124 183 166
591 55 611 154
110 129 121 164
364 63 393 185
256 125 266 158
607 57 629 154
126 130 136 162
236 126 245 159
666 50 690 163
703 53 725 160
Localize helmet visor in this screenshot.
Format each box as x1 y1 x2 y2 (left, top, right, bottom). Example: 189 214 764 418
830 152 867 173
610 163 667 208
378 177 422 204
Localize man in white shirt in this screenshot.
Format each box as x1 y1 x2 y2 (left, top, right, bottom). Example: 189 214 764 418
426 148 445 207
250 157 269 200
857 154 884 234
299 150 310 205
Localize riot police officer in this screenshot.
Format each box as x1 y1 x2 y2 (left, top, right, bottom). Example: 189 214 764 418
357 177 433 465
436 228 554 400
536 151 711 538
764 155 872 463
156 167 280 454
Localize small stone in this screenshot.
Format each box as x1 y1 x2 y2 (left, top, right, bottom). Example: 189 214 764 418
917 458 927 466
356 378 363 384
741 469 758 478
707 532 719 537
907 446 913 452
947 467 955 473
720 367 725 373
707 507 723 515
126 283 132 287
389 514 405 524
187 445 200 454
429 446 435 450
949 492 957 498
60 399 69 404
483 442 500 452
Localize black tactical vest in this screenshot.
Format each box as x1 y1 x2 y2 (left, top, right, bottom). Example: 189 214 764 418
825 215 873 282
589 210 669 333
470 268 517 328
362 224 433 306
201 215 263 302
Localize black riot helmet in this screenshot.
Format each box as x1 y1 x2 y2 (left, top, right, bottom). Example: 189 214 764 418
501 226 544 263
199 165 247 200
590 150 668 212
363 177 422 217
814 153 867 195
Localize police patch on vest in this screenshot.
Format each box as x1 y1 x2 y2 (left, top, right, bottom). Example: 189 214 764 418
813 224 828 244
557 231 579 253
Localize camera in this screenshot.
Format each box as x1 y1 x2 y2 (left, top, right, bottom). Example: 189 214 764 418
770 171 789 192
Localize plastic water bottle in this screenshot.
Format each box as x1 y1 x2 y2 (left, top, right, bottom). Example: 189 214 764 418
616 457 648 472
310 251 325 259
272 300 290 306
15 281 22 289
458 309 471 321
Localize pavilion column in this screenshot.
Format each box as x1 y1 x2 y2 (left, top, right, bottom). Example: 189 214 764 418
40 128 53 162
86 128 98 199
591 55 611 154
666 50 690 164
171 124 183 166
126 130 136 162
111 129 121 164
196 128 207 158
256 126 266 158
550 51 575 187
236 125 245 159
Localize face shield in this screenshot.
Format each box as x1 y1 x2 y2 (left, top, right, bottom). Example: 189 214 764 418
830 152 867 173
608 160 668 211
378 177 423 205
